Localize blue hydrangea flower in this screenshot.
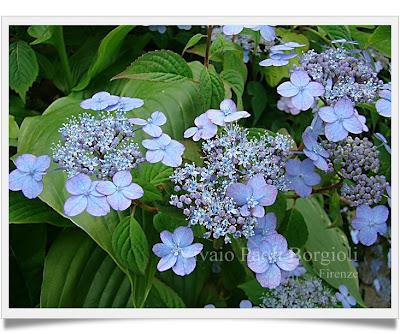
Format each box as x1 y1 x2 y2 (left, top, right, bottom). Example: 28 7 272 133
260 52 297 67
247 233 299 289
96 171 144 211
374 132 391 154
142 134 185 167
64 173 110 217
80 92 120 111
277 97 301 115
204 304 215 308
248 212 277 249
226 174 278 218
149 25 167 34
318 98 365 142
106 96 144 112
375 83 391 117
177 25 192 30
302 127 330 171
351 205 389 246
239 300 254 308
129 111 167 137
259 25 276 41
270 42 305 52
152 226 203 276
206 99 250 126
9 154 51 199
285 159 321 197
277 70 324 111
184 113 218 141
335 285 356 308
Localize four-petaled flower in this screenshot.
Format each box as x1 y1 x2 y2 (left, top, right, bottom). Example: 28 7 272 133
9 154 51 199
351 204 388 246
152 226 203 276
226 174 277 218
206 99 250 126
277 96 301 115
277 70 324 111
142 134 185 167
64 173 110 217
129 111 167 137
96 171 144 211
80 91 120 111
285 159 321 197
184 113 218 141
302 127 330 171
318 98 364 142
106 96 144 112
248 212 277 249
375 83 391 118
335 285 356 308
247 233 299 289
222 25 276 41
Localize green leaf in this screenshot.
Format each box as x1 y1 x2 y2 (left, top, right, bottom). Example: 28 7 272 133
112 216 149 275
9 41 39 102
199 66 213 110
318 25 352 41
263 65 289 87
113 49 193 83
238 278 265 305
28 25 54 45
41 229 132 307
365 26 391 57
73 25 135 91
9 115 19 147
247 81 268 126
295 197 365 306
181 139 204 166
267 192 288 224
145 278 185 307
182 33 206 55
208 69 225 108
153 210 187 233
220 69 245 109
280 208 309 248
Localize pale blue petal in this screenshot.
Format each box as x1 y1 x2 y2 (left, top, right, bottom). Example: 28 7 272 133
376 99 391 117
291 90 314 111
112 170 132 187
65 173 92 195
318 106 337 123
152 243 172 257
9 170 28 191
181 243 203 257
256 264 281 288
184 127 198 138
277 81 299 97
96 181 116 195
15 154 36 172
359 227 378 246
172 255 196 276
343 116 363 134
260 26 276 41
86 195 110 216
172 226 194 247
143 123 163 137
222 25 244 35
129 118 147 126
151 111 167 126
224 111 250 122
371 205 389 224
64 195 87 216
251 205 265 218
157 253 177 271
146 150 164 163
206 109 225 126
285 159 301 176
121 183 144 200
325 122 348 142
160 230 175 247
290 70 310 87
277 250 299 271
21 177 43 199
225 183 252 206
247 247 269 273
220 99 237 114
334 98 354 118
107 191 131 211
304 82 324 97
34 155 51 172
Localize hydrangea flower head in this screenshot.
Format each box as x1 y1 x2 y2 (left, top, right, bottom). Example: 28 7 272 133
142 134 185 167
152 226 203 276
226 174 278 218
285 159 321 197
335 285 356 308
9 154 51 199
277 96 301 115
248 212 277 249
260 51 297 67
184 113 218 141
96 171 144 211
106 96 144 112
206 99 250 126
247 233 299 289
129 111 167 137
80 92 120 111
302 127 330 171
318 98 365 142
375 83 391 117
64 173 110 217
277 70 324 111
351 204 388 246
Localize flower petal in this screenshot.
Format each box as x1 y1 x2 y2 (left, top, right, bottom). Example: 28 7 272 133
318 106 337 123
181 243 203 257
172 226 194 247
66 173 92 195
206 110 225 126
222 25 243 35
220 99 237 114
251 205 265 218
151 111 167 126
325 122 348 142
371 205 389 224
224 111 251 122
34 155 51 172
225 183 252 206
107 191 131 211
247 247 269 273
112 170 132 187
291 91 314 111
157 253 177 272
359 227 378 246
277 250 299 271
121 183 144 200
153 243 172 258
143 123 163 137
15 154 37 172
304 82 324 97
64 195 87 216
96 180 116 195
86 195 110 216
9 170 28 191
343 116 363 134
334 98 354 118
376 99 391 117
285 159 301 176
172 255 196 276
277 81 299 97
160 230 175 247
184 127 198 138
146 150 164 163
290 70 310 87
21 177 43 199
256 264 281 289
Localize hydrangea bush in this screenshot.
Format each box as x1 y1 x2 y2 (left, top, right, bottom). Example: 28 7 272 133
9 24 391 309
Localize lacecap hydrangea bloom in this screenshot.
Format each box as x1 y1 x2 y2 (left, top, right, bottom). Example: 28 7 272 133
285 158 321 197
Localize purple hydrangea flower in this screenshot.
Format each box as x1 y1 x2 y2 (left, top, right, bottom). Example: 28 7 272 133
142 134 185 167
204 304 215 308
184 113 218 141
177 25 192 30
9 154 51 199
206 99 250 126
96 171 144 211
260 52 297 67
64 173 110 217
149 25 167 34
259 25 276 41
335 285 356 308
247 233 299 289
80 92 120 111
374 132 391 154
318 98 365 142
285 159 321 197
152 226 203 276
277 70 324 111
239 300 253 308
129 111 167 137
375 83 391 117
106 96 144 112
351 205 389 246
302 127 330 171
226 174 278 218
248 212 277 249
277 96 301 115
270 42 305 52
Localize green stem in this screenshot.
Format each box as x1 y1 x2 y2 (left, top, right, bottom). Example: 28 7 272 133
204 25 213 68
53 26 73 91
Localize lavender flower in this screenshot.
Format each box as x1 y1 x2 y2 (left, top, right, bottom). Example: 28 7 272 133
239 300 256 308
260 52 297 67
270 42 305 52
222 25 275 41
285 159 321 197
142 134 185 167
302 127 330 171
247 234 299 289
374 132 391 154
149 25 167 34
351 205 389 246
80 92 120 111
206 99 250 126
105 96 144 112
184 113 218 141
177 25 192 30
9 154 51 199
226 174 278 218
64 173 110 217
129 111 167 137
375 83 391 117
152 226 203 276
277 97 301 115
96 170 144 211
335 285 356 308
247 212 277 249
277 70 324 111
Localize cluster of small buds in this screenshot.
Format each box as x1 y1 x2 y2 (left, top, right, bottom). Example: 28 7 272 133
170 125 293 243
299 47 383 104
260 276 338 308
52 111 144 179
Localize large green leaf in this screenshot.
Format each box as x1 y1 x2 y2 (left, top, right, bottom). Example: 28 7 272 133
9 41 39 102
295 197 364 306
145 278 185 308
365 26 391 58
41 229 132 307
